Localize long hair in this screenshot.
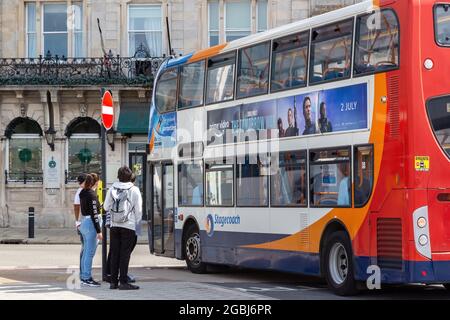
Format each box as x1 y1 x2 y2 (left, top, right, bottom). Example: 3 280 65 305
83 174 95 190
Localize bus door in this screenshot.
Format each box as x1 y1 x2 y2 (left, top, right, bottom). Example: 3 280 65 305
149 162 175 257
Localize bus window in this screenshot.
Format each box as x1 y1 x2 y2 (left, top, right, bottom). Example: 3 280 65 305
309 19 353 84
270 150 307 207
206 52 236 104
426 95 450 159
237 41 271 99
205 159 234 206
155 68 178 113
271 32 309 92
435 4 450 46
179 60 206 109
354 145 374 207
309 148 351 207
236 154 269 206
178 160 204 207
354 9 399 75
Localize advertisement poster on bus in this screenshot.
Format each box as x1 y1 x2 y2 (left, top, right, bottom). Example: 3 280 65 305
207 105 241 145
276 96 299 138
240 100 277 141
317 83 368 133
293 93 320 136
153 111 177 149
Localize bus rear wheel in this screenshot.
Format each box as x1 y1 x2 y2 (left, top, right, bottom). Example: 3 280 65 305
324 231 358 296
184 224 207 274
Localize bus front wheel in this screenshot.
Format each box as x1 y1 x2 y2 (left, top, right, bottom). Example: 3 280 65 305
184 224 208 274
324 231 358 296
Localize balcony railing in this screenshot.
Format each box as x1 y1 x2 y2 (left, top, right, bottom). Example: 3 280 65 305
0 52 165 87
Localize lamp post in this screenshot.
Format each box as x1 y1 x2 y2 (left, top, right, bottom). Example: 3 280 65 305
44 127 56 151
106 129 116 151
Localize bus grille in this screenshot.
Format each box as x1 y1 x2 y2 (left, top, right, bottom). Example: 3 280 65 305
387 75 400 139
377 218 403 269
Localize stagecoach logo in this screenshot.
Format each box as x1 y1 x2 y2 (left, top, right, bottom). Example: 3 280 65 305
205 214 214 237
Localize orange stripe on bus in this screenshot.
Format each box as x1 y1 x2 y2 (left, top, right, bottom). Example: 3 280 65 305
188 44 228 63
241 74 388 253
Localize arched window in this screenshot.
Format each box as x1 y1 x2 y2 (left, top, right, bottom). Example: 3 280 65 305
65 117 101 181
5 117 43 182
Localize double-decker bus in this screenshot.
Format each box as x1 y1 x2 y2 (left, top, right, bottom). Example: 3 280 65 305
146 0 450 295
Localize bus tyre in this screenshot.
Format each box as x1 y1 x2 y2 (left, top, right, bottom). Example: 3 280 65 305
324 231 358 296
184 224 207 274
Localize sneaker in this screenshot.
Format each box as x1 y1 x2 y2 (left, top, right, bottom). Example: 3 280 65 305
81 278 101 287
119 283 139 290
127 274 136 283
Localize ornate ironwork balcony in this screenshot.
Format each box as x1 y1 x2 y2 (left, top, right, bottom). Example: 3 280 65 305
0 52 165 87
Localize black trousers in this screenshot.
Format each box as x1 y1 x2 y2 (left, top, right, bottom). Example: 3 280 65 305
106 233 137 276
110 227 136 284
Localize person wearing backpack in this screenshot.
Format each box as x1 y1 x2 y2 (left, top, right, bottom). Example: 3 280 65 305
103 166 142 290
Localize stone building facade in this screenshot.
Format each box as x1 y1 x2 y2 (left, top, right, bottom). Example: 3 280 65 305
0 0 360 229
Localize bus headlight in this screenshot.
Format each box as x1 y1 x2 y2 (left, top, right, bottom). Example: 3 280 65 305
417 217 427 228
419 234 429 246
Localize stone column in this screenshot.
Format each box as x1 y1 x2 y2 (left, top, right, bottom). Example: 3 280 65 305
39 90 67 228
0 137 8 228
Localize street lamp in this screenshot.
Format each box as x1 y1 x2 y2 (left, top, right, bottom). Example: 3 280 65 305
106 128 116 151
45 127 56 151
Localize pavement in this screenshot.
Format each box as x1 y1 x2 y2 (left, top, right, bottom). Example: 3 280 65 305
0 222 149 244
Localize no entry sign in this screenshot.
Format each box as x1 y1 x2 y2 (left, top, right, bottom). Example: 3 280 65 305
101 90 114 130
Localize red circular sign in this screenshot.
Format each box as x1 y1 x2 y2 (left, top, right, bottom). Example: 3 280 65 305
101 91 114 130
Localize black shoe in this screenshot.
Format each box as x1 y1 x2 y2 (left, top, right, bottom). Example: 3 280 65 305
110 283 118 290
81 278 101 287
119 283 139 290
104 275 111 283
127 275 136 283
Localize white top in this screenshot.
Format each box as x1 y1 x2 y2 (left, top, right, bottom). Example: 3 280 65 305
103 182 143 232
74 187 82 205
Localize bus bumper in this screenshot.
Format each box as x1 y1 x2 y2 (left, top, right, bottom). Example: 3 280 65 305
355 255 450 284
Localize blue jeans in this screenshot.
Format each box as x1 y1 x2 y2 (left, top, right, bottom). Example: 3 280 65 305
79 217 99 281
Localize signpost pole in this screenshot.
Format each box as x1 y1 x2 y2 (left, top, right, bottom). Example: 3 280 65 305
101 123 107 281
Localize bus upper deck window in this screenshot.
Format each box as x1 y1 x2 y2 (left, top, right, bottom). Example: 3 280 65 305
309 19 354 84
271 32 309 92
354 9 399 75
179 60 206 109
435 4 450 46
237 41 271 99
155 68 178 113
206 52 236 105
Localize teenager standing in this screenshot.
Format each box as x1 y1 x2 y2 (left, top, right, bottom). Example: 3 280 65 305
79 174 103 286
104 166 142 290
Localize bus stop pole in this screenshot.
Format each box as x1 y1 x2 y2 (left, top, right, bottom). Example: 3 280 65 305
101 98 108 281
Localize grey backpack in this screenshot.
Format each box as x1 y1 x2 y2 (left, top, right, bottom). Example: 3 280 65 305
110 187 134 223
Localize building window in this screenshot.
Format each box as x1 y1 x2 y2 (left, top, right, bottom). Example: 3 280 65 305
5 117 43 182
66 117 101 181
43 3 69 57
225 0 251 42
128 5 162 57
209 0 219 46
257 0 268 32
26 2 83 57
208 0 268 46
26 3 37 58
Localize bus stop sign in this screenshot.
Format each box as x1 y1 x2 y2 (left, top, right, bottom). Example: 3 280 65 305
101 90 114 130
